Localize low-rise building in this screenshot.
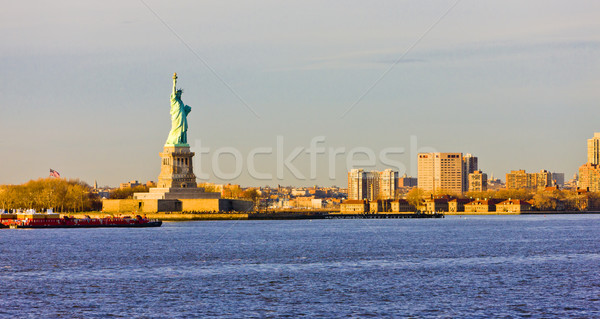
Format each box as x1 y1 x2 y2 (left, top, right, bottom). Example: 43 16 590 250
340 200 368 214
464 199 502 213
448 198 471 213
369 200 392 213
425 198 450 213
119 180 142 189
391 199 416 212
496 199 532 212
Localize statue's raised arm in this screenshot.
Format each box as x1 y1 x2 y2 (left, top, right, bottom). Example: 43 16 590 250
172 72 178 96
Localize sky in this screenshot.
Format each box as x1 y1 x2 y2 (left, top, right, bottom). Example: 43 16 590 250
1 0 600 187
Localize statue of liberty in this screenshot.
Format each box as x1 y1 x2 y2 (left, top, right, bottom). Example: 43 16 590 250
166 73 192 146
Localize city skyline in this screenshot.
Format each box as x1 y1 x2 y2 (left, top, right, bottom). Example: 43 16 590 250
2 1 600 187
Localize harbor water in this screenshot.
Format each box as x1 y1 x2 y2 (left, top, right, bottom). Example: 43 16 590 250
1 215 599 318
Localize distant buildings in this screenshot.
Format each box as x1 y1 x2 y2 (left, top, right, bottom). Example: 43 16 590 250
119 180 140 189
118 180 155 189
468 170 488 192
347 169 369 200
347 169 398 200
588 132 600 165
578 163 600 192
378 169 398 200
418 152 479 194
418 153 463 193
258 185 345 210
565 174 578 189
398 174 417 187
579 133 600 192
462 153 478 192
505 169 552 191
551 173 565 187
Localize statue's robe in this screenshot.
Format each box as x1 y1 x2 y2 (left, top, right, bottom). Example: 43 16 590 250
166 93 191 145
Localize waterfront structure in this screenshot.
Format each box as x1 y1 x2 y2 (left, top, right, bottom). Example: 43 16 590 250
391 199 416 212
417 153 464 194
425 197 449 213
347 169 398 200
290 197 323 209
344 199 417 213
340 200 368 213
370 200 392 213
448 198 470 213
496 199 532 212
464 199 502 213
468 170 488 192
505 169 552 191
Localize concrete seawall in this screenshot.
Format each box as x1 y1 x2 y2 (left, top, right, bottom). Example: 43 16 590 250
61 212 249 221
60 210 600 221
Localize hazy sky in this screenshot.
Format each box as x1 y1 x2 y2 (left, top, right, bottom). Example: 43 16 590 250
2 0 600 187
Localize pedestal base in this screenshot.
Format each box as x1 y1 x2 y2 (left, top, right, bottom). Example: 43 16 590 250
134 187 221 200
158 145 197 188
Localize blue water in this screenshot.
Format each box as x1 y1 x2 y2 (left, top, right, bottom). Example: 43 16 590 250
1 215 599 318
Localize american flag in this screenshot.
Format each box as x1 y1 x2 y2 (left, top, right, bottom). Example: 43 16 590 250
49 169 61 178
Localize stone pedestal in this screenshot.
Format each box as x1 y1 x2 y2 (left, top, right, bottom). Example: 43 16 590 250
133 145 221 201
133 187 220 200
158 145 197 188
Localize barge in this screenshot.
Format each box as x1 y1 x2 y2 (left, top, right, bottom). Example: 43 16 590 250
0 213 162 229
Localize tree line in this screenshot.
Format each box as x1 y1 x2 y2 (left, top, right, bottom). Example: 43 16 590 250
406 187 600 211
0 179 262 213
0 178 102 212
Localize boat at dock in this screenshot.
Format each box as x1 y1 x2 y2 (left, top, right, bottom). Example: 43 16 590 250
0 213 162 229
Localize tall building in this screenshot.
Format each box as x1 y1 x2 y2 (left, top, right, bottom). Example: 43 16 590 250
505 169 551 190
579 133 600 192
418 153 464 194
347 169 398 200
588 132 600 165
551 173 565 187
468 170 488 192
348 169 367 200
534 170 552 189
365 171 380 200
378 169 398 200
506 170 528 189
578 163 600 192
462 153 478 192
398 174 418 187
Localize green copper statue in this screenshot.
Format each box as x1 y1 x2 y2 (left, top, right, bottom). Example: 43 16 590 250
165 73 192 146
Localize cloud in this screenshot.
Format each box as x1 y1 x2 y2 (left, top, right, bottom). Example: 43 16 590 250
267 49 426 72
267 39 600 72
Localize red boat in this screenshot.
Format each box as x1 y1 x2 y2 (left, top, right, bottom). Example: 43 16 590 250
0 213 162 229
